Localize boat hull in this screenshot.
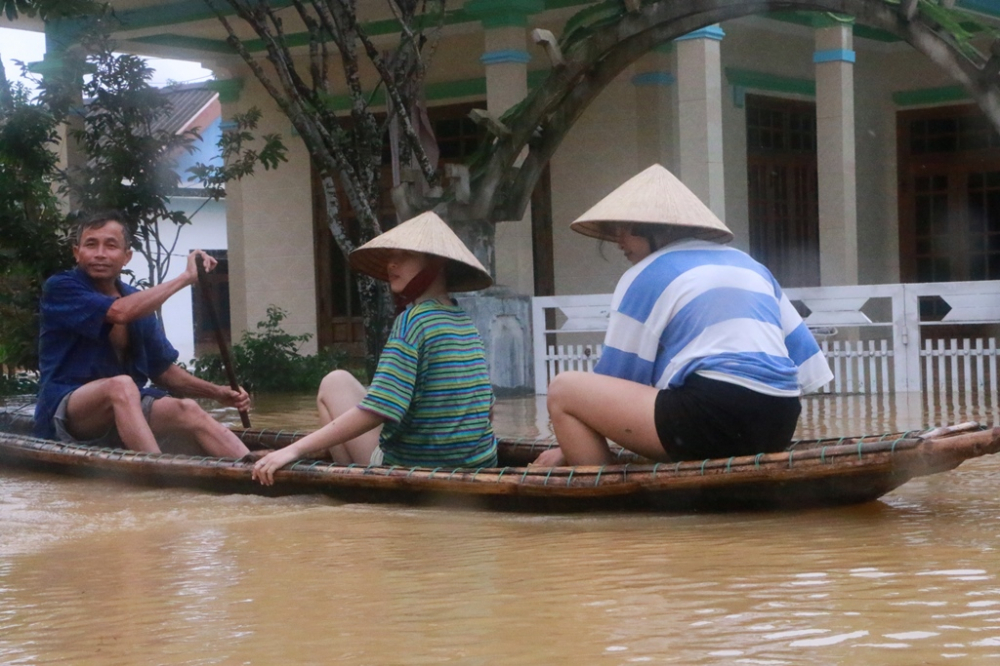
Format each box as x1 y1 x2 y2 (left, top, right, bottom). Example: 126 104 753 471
2 409 998 512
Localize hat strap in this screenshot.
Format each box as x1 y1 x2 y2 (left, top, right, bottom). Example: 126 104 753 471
394 265 443 314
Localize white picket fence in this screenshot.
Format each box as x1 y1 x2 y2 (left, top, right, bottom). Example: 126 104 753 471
531 280 1000 395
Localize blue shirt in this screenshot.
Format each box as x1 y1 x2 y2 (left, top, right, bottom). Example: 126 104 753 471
33 268 179 439
595 239 832 396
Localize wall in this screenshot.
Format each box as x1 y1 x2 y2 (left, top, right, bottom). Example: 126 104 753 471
221 66 319 354
125 196 227 365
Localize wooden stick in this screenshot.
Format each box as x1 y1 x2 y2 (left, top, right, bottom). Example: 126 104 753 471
196 258 251 428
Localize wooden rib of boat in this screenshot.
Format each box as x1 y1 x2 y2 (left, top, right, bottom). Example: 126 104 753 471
2 406 999 512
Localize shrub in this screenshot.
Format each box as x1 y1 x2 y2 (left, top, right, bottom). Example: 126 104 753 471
191 305 348 393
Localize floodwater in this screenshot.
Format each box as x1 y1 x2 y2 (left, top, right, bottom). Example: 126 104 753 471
2 392 1000 665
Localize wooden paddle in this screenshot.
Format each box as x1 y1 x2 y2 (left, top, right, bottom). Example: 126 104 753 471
196 257 251 428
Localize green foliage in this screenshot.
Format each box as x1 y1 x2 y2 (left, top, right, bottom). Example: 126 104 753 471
191 305 347 393
64 28 200 288
1 0 98 21
0 68 75 373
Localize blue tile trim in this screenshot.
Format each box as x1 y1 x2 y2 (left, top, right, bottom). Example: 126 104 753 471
480 49 531 65
675 25 725 42
813 49 856 64
631 72 676 87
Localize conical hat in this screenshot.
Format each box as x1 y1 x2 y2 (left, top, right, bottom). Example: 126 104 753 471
570 164 734 244
348 211 493 292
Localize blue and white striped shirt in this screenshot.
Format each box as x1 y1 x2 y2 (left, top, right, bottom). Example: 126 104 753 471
594 239 832 396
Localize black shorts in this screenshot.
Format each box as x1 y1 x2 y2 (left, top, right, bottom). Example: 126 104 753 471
653 374 802 461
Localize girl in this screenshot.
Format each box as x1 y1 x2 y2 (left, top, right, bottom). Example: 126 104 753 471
253 211 497 485
534 165 832 467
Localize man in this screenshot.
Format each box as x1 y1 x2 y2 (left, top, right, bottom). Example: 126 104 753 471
33 210 250 458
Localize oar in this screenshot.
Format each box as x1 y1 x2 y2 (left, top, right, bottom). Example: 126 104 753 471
196 258 252 428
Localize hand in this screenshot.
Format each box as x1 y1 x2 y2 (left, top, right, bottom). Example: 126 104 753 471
218 386 251 413
530 447 567 467
184 250 217 285
252 447 300 486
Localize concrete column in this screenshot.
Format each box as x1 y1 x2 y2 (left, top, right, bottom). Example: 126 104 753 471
815 23 859 286
43 20 88 212
467 0 542 297
483 27 533 297
631 48 676 173
675 25 726 221
203 76 249 341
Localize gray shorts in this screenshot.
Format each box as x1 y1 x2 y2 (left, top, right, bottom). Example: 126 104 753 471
53 390 157 449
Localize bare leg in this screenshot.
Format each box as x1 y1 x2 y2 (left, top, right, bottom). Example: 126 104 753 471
65 375 160 452
545 371 667 465
316 370 380 464
148 397 250 458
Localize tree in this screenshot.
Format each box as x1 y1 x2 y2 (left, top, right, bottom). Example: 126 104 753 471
203 0 449 374
63 20 288 289
0 3 82 382
0 77 72 379
0 1 285 383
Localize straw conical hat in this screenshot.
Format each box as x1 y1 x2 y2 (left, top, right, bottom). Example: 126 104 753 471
570 164 734 244
349 211 493 292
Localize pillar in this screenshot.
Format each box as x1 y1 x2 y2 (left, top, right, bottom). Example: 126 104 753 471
466 0 542 297
632 47 676 173
675 25 726 220
815 22 859 286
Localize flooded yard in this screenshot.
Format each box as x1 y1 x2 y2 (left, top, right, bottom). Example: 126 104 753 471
1 391 999 664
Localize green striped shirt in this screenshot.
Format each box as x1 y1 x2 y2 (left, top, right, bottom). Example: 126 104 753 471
359 299 497 468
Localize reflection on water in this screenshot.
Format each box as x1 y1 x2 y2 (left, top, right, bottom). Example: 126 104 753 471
2 391 999 664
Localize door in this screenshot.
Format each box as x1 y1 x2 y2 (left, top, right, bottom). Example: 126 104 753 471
745 94 820 287
898 105 1000 283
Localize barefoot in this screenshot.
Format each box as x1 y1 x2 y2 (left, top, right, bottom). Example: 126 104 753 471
531 447 567 467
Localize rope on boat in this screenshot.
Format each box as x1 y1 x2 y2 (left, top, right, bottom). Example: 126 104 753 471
594 466 605 486
725 457 735 473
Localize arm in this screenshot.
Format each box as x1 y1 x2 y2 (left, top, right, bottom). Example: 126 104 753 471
251 407 385 485
106 251 216 325
154 364 251 412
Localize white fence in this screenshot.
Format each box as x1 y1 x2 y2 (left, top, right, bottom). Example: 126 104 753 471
531 280 1000 395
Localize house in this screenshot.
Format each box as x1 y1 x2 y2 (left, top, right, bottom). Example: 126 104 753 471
124 83 228 366
7 1 1000 390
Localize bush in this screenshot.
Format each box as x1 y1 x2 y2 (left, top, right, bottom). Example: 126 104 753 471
191 305 349 393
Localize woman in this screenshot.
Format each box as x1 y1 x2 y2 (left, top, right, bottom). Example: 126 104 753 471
534 165 832 466
253 211 497 485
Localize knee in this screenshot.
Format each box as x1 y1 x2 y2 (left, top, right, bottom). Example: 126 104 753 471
318 369 361 401
106 375 141 406
319 369 356 392
547 372 585 414
162 397 209 425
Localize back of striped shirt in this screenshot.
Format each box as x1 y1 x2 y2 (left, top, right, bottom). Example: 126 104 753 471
359 300 497 467
594 239 832 396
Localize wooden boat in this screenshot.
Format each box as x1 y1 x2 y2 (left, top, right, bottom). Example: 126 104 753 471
2 404 999 512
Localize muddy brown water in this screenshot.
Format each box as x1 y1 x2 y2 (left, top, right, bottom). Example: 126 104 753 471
2 392 999 664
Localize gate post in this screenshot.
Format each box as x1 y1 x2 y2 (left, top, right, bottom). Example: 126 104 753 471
892 285 923 392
